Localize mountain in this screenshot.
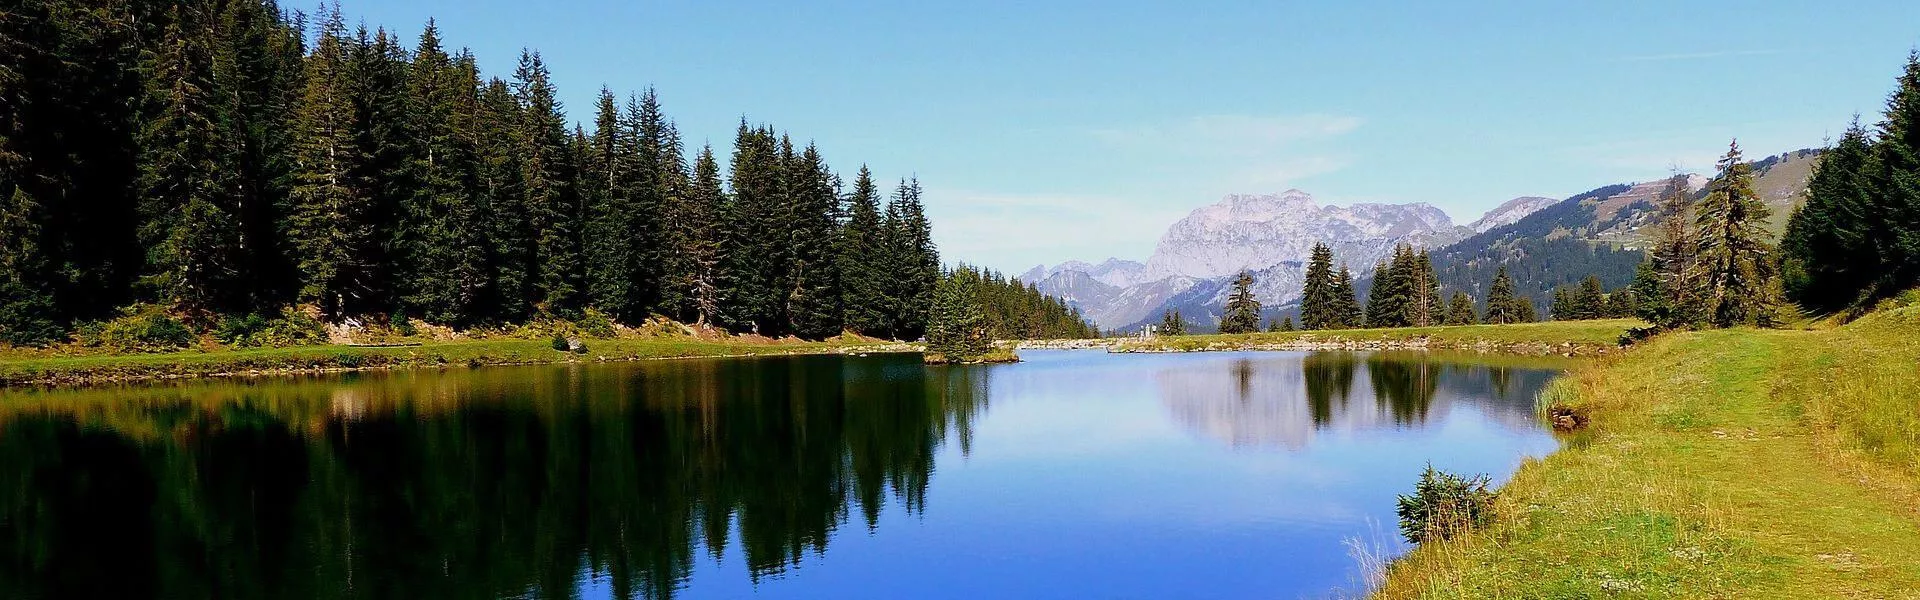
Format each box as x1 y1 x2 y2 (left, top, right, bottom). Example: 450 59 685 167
1466 196 1558 233
1139 190 1462 283
1424 149 1820 317
1028 190 1552 331
1023 148 1820 333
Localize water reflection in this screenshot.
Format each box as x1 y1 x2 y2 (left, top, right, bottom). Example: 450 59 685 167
0 354 986 600
1159 352 1559 450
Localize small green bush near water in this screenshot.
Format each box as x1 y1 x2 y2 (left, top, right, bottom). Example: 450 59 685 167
1396 465 1497 544
73 304 195 352
214 308 326 348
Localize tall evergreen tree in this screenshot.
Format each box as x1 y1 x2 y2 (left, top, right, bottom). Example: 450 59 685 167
1331 265 1362 328
1443 291 1477 325
582 87 642 320
1695 140 1779 327
678 145 723 326
1219 271 1262 334
1869 51 1920 307
718 123 784 334
1159 309 1187 336
785 144 843 339
1650 173 1706 329
475 76 531 322
1299 242 1338 330
0 187 59 345
213 0 304 309
883 178 938 340
400 22 488 325
926 267 990 361
836 166 889 336
138 3 241 316
512 51 582 314
1483 266 1526 324
287 8 370 316
1630 260 1667 324
1409 249 1440 326
1783 121 1877 313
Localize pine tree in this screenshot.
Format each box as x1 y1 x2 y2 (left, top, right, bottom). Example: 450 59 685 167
1870 51 1920 308
1783 121 1877 313
0 188 60 345
512 51 583 314
476 76 532 322
287 8 368 317
347 27 420 314
785 144 843 339
1220 271 1262 334
1696 140 1779 327
582 87 643 321
139 4 241 317
680 145 724 326
1279 316 1295 332
1299 242 1338 330
212 0 304 309
1576 275 1606 320
1331 265 1362 328
836 166 889 336
883 177 938 340
719 123 784 334
1409 250 1440 326
1366 247 1416 328
926 267 989 362
1630 260 1666 323
1444 291 1477 325
1159 309 1187 336
1650 173 1706 329
400 22 488 325
1483 266 1525 324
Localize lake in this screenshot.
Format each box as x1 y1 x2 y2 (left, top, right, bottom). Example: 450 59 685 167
0 349 1565 599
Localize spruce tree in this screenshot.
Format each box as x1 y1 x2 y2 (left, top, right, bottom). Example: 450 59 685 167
476 76 532 322
401 22 489 325
1577 275 1607 320
1332 265 1362 328
1695 140 1779 327
582 87 642 321
883 177 938 340
836 166 890 336
1220 271 1262 334
0 188 60 345
346 27 420 314
1870 51 1920 308
1444 291 1477 325
1783 121 1877 313
1279 316 1295 332
680 145 724 326
926 267 989 362
719 123 784 334
1299 242 1337 330
139 4 241 316
785 144 843 339
1630 260 1667 323
1483 266 1523 324
287 8 369 317
1650 174 1706 329
212 0 304 309
1160 309 1186 336
512 51 583 314
1409 250 1440 326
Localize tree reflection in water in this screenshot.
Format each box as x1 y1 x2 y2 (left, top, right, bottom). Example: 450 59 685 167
0 354 987 600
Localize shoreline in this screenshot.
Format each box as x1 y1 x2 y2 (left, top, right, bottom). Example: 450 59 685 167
0 339 920 388
1019 319 1637 357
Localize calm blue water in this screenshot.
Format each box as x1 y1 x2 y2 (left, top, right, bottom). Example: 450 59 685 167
0 349 1561 599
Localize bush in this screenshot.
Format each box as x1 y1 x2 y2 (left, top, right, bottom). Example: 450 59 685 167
577 308 618 339
74 304 196 352
0 281 64 347
212 307 326 348
551 334 571 352
1396 465 1497 544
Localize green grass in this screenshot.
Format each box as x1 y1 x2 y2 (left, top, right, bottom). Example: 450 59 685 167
1116 319 1638 356
1376 307 1920 598
0 336 901 386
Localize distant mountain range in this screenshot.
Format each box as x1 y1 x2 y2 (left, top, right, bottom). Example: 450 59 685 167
1021 149 1821 332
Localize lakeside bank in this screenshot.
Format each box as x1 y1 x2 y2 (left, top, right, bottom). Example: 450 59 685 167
0 337 915 387
1375 307 1920 597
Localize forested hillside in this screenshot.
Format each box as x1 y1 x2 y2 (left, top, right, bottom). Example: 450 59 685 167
0 1 1108 346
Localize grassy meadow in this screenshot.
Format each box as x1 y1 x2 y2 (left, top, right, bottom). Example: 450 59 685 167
1375 307 1920 598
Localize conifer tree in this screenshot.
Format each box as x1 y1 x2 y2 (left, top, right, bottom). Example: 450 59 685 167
1630 260 1666 323
1783 121 1877 313
1220 271 1262 334
1695 140 1779 327
1483 266 1525 324
926 267 989 362
212 0 304 309
0 188 60 345
1332 265 1362 328
287 8 371 317
719 123 783 333
139 4 241 316
346 27 420 313
1159 309 1187 336
512 51 583 314
785 144 843 339
1409 250 1440 326
476 76 532 322
1279 317 1295 332
679 145 724 326
1299 242 1338 330
1650 174 1706 329
1868 51 1920 307
1444 291 1477 325
401 22 488 325
883 178 939 340
836 166 890 336
582 87 643 320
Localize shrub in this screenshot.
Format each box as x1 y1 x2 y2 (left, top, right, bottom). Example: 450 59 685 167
0 281 64 347
212 308 326 348
75 304 196 352
577 308 618 339
551 334 571 352
1395 465 1497 544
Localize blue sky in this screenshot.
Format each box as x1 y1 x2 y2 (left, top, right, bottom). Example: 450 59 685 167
339 0 1920 272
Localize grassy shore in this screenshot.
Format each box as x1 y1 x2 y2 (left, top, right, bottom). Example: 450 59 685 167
0 336 908 386
1376 307 1920 598
1113 319 1638 356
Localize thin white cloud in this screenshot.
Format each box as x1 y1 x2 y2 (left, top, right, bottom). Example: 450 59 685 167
1092 114 1363 154
922 188 1189 270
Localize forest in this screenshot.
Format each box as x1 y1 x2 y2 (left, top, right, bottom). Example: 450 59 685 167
0 1 1099 348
